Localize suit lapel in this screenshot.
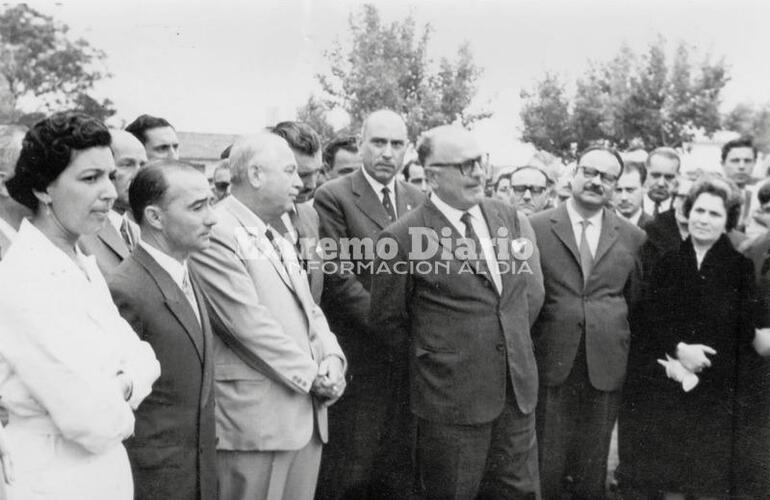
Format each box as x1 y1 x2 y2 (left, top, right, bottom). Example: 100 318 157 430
98 223 130 260
352 169 391 229
550 203 581 268
395 180 417 216
478 201 504 293
192 274 214 406
134 245 205 363
593 209 619 268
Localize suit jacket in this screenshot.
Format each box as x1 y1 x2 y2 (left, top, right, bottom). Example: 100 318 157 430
530 204 645 391
370 198 545 423
79 217 140 276
189 195 346 451
313 168 425 368
637 211 654 230
108 245 217 500
268 200 323 305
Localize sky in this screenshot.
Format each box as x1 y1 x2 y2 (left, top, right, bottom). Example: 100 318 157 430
23 0 770 163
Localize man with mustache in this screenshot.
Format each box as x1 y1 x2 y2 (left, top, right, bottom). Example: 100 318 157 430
529 146 645 499
314 109 425 498
642 147 680 217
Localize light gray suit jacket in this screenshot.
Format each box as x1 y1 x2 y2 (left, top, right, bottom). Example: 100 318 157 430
189 195 346 452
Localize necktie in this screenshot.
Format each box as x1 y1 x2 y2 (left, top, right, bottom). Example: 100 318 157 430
460 211 490 277
653 201 661 217
181 268 201 326
579 219 594 286
288 209 307 272
120 217 135 250
381 186 396 221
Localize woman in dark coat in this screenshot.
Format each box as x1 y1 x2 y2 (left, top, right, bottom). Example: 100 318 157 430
631 175 763 498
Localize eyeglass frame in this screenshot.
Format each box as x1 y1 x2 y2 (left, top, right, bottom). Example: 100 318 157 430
428 156 485 177
577 165 619 185
511 184 547 196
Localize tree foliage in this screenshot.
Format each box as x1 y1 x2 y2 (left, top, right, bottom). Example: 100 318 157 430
0 4 115 123
520 38 729 159
295 95 339 146
723 102 770 154
316 4 489 143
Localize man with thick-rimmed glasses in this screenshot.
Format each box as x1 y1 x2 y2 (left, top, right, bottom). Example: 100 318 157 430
529 145 645 499
511 165 550 216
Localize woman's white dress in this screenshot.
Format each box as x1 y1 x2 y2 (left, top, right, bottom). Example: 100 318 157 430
0 220 160 499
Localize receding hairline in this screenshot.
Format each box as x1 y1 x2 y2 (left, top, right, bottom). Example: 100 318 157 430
228 133 293 185
360 109 407 139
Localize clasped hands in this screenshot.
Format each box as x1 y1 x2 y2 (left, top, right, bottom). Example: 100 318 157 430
311 356 346 407
657 343 716 392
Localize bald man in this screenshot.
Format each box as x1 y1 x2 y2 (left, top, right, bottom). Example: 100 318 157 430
189 133 346 500
0 125 31 260
79 129 146 275
314 109 426 499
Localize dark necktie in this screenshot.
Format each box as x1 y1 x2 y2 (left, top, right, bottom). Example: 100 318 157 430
381 186 396 221
460 211 489 275
653 201 661 217
579 219 594 285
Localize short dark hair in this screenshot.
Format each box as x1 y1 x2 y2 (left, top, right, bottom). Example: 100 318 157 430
129 159 198 224
494 172 512 191
402 159 421 181
7 111 111 211
416 133 434 166
721 136 757 163
683 174 742 232
623 161 647 185
323 135 358 170
268 121 320 157
758 179 770 205
220 144 233 160
577 145 625 177
125 114 174 145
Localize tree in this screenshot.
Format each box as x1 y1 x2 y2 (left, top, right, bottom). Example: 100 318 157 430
0 4 115 123
295 95 339 145
724 102 770 153
521 38 729 157
519 73 573 158
317 4 489 142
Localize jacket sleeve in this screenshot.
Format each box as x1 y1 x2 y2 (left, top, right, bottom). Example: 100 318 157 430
0 297 136 454
369 229 411 352
189 226 319 394
313 186 371 333
518 213 545 327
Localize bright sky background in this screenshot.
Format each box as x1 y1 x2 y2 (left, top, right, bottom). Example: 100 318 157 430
23 0 770 163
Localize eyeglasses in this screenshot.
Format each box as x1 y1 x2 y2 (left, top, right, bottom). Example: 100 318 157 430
214 181 230 191
578 166 618 184
429 157 484 177
512 185 547 196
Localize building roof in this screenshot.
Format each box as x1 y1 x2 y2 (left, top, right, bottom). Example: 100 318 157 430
177 131 239 161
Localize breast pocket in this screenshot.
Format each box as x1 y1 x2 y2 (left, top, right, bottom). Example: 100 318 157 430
215 364 272 402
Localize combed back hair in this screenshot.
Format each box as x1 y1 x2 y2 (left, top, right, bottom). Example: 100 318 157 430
646 147 681 171
494 172 512 191
682 173 742 232
758 179 770 205
125 114 174 145
220 144 233 159
268 121 320 157
623 161 647 185
402 159 421 181
323 135 358 169
577 145 625 177
7 111 111 211
129 160 199 225
0 124 27 174
721 136 757 163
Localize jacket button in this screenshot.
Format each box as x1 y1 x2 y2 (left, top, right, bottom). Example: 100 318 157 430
496 344 505 352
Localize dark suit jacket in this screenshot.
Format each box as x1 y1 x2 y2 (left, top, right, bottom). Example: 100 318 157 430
108 245 216 500
313 168 425 366
268 200 323 305
370 198 545 423
80 219 139 276
530 204 645 392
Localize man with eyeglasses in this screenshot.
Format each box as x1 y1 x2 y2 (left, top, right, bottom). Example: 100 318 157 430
370 124 544 499
529 146 645 499
642 147 680 217
314 109 425 499
511 166 550 216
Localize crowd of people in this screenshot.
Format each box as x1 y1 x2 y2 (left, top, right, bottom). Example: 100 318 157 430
0 107 768 500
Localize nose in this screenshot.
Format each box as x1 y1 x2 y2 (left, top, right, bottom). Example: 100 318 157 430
292 170 303 190
382 142 393 159
102 176 117 202
522 189 533 201
204 205 218 227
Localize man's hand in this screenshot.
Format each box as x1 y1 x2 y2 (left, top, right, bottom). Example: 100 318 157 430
311 356 346 407
676 342 716 373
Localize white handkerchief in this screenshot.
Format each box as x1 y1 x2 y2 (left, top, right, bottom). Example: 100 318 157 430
657 354 699 392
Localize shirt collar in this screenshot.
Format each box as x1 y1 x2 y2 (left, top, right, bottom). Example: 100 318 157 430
0 215 18 241
361 167 396 196
566 198 603 228
139 240 188 289
430 193 482 226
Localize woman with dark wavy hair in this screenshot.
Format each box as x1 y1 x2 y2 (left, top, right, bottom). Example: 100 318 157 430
630 174 763 499
0 111 159 499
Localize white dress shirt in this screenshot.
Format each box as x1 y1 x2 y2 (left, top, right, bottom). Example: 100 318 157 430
642 193 672 216
566 199 602 258
139 240 200 323
361 167 397 218
431 194 502 293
